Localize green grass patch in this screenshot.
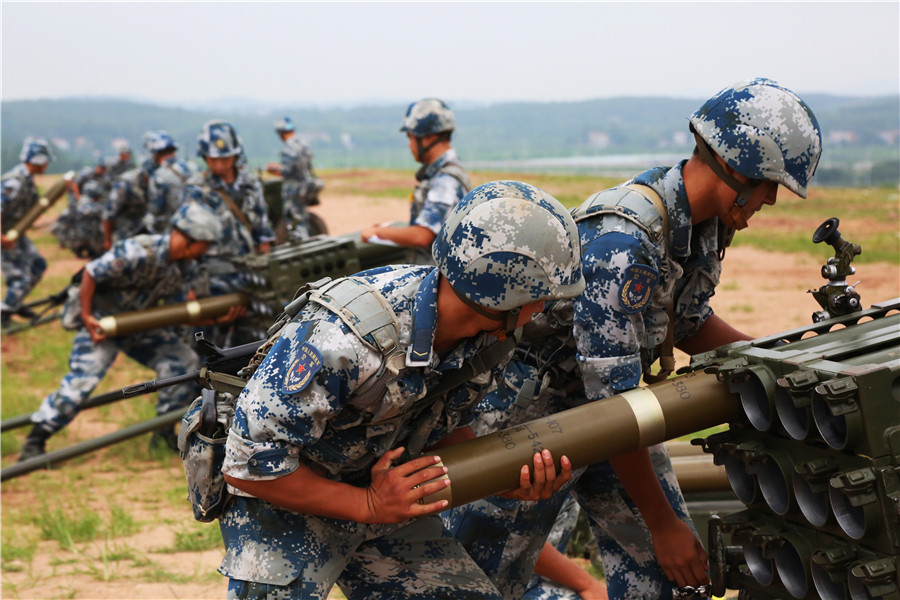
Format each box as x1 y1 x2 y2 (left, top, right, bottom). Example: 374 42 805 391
170 523 223 553
30 501 102 550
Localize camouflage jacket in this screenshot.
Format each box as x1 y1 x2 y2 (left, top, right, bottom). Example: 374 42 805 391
512 162 725 403
103 168 150 240
82 234 198 318
147 157 196 233
0 164 38 236
183 169 274 259
218 265 507 581
408 149 471 264
280 135 315 185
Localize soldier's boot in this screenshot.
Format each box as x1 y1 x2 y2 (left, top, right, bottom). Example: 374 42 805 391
18 425 52 462
149 425 179 454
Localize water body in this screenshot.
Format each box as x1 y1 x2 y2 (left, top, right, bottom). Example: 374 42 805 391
467 153 687 175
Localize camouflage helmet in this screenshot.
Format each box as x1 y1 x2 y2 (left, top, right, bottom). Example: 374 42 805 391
274 117 295 134
433 180 585 313
170 201 222 242
81 180 104 200
147 130 178 154
689 77 822 198
400 98 456 138
196 120 243 158
19 138 53 166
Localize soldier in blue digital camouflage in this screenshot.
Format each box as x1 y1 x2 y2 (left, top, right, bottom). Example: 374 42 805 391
52 179 106 258
361 98 471 264
66 157 110 206
17 202 242 460
102 163 152 251
1 138 52 325
185 120 274 294
145 130 198 234
106 139 136 180
218 181 585 600
265 116 324 242
445 78 823 600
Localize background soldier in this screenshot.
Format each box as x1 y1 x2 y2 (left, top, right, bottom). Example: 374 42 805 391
219 181 584 600
52 179 106 258
361 98 471 264
102 145 154 250
183 120 274 346
17 202 232 460
446 78 824 600
145 130 197 234
265 116 323 242
1 138 52 324
106 139 135 180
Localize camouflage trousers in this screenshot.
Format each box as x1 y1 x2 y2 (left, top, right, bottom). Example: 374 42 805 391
282 182 310 242
521 493 582 600
445 444 694 600
221 496 503 600
1 238 47 310
31 327 200 434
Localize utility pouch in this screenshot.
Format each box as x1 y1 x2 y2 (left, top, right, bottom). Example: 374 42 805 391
178 388 236 522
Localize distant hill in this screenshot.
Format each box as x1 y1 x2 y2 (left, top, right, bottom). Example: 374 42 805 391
2 95 897 186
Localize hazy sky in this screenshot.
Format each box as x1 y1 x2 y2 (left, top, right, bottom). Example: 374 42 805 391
2 2 898 107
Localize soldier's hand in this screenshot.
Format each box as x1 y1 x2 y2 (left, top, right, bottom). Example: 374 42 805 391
83 314 107 343
651 517 709 589
498 449 572 501
363 447 450 523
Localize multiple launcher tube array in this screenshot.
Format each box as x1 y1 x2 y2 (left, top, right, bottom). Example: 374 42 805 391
697 299 900 600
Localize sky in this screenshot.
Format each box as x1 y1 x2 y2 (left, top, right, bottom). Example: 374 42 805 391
1 1 899 108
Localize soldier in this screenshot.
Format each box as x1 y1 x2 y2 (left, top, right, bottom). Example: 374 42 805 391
184 120 274 295
67 157 110 206
218 181 585 600
52 180 106 259
102 163 152 251
106 139 135 180
361 98 471 264
145 130 197 234
1 138 52 324
265 116 323 242
17 202 240 460
445 78 823 600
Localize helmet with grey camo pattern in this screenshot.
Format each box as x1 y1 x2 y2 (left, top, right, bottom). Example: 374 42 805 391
171 201 222 242
196 120 243 158
689 78 822 199
433 180 585 322
146 130 179 154
19 138 53 166
400 98 456 138
274 117 295 134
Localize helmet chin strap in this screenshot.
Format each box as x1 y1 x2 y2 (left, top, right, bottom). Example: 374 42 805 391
414 135 440 164
692 129 761 231
449 284 522 335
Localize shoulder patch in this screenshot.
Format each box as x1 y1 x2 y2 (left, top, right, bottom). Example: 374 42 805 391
282 341 324 394
619 263 658 314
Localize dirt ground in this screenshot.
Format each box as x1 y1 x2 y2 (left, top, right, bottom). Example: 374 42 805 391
1 171 898 599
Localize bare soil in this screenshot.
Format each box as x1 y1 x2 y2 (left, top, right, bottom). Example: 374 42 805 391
2 171 897 599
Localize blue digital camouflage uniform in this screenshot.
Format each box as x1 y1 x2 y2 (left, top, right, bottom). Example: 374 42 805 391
522 494 582 600
279 135 322 241
447 162 720 599
183 168 274 296
220 265 507 600
407 149 471 265
52 182 105 258
1 163 48 311
106 152 135 181
30 234 201 434
147 157 196 234
104 167 151 243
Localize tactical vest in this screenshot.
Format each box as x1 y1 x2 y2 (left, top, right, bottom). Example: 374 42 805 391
408 161 471 265
180 274 516 520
